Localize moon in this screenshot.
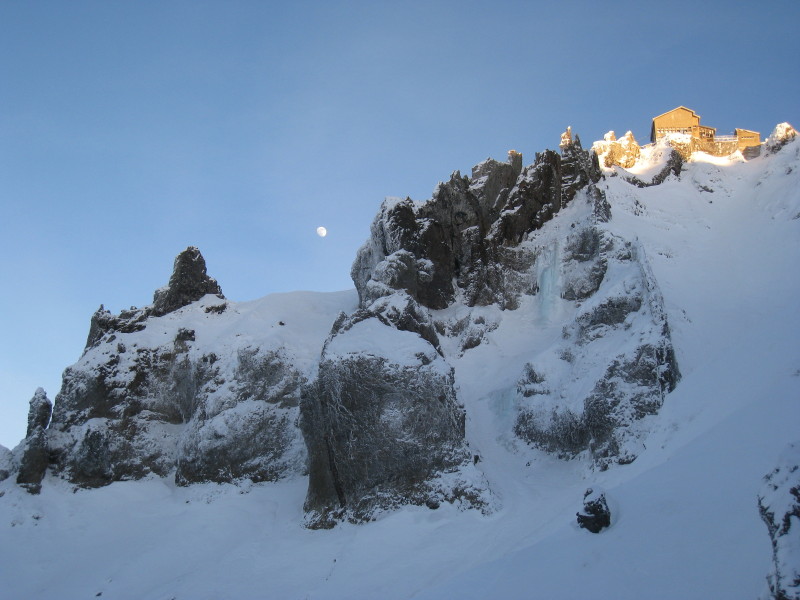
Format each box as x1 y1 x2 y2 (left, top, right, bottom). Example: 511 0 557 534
316 226 327 238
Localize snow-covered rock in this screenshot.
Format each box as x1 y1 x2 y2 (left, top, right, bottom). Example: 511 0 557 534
301 292 489 528
85 246 224 349
598 135 685 189
514 223 679 468
25 388 52 437
352 136 601 312
577 487 611 533
30 248 356 488
758 442 800 600
0 444 10 482
13 389 53 493
151 245 224 318
315 131 675 523
765 122 798 154
1 120 798 599
348 132 678 471
592 130 641 169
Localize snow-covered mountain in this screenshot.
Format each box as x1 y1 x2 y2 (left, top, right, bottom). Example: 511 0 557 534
1 124 798 600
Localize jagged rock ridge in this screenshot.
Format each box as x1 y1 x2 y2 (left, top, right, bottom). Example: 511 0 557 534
1 121 798 600
5 133 679 534
351 138 603 312
301 133 678 523
12 246 335 491
85 246 223 348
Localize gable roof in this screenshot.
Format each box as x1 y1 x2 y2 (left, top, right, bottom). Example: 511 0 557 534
652 106 700 121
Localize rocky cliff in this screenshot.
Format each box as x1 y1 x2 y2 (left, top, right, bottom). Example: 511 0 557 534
4 247 354 493
759 442 800 600
3 122 799 600
3 132 680 528
301 133 678 522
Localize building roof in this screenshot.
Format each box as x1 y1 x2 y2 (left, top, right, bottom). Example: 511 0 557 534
652 106 700 121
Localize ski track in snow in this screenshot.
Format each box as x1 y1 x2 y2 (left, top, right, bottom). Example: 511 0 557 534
1 141 799 599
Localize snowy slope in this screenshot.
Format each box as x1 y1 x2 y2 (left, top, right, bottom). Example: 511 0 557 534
415 140 800 599
1 134 798 599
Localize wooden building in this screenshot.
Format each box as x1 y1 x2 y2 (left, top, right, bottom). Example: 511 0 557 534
650 106 760 156
650 106 713 142
734 128 760 152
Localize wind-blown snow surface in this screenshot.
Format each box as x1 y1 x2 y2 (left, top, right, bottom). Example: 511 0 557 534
2 141 799 599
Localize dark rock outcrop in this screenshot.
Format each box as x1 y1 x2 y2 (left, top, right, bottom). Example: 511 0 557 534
85 305 150 349
40 248 307 489
15 427 49 493
577 488 611 533
560 133 603 205
0 445 11 482
352 139 602 312
307 138 606 525
300 294 486 528
560 226 608 302
26 387 52 437
7 131 681 525
85 247 224 350
152 246 224 317
15 389 53 493
758 442 800 600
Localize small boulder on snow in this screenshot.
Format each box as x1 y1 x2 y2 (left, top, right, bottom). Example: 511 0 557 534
577 488 611 533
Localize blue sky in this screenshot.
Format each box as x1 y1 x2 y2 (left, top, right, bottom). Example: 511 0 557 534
1 0 798 448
